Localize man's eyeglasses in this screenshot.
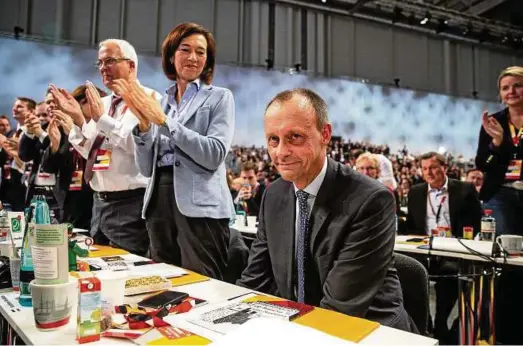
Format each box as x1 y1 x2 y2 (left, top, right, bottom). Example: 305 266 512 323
94 57 130 69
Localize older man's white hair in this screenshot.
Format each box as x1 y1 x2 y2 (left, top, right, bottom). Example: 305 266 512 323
99 39 138 70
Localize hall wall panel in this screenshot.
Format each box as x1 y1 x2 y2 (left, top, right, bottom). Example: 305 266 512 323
97 0 122 41
29 0 58 38
393 30 428 91
65 0 93 44
456 44 474 98
427 38 445 94
214 0 241 64
354 20 393 84
0 0 21 32
124 0 158 53
329 15 355 78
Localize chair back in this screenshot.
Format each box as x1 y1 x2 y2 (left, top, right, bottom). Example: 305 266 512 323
394 253 430 335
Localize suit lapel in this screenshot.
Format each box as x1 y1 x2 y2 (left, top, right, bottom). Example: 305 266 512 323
419 184 428 232
277 183 297 299
447 179 457 231
178 84 213 126
309 159 336 250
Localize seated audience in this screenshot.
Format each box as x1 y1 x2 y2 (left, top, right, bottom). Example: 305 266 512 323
406 151 481 343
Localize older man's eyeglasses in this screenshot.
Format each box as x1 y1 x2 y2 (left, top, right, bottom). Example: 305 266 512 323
94 57 130 69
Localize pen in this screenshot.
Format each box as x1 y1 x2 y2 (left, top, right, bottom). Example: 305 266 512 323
227 292 254 301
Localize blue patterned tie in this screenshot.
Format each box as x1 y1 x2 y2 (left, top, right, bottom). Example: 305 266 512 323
296 190 310 303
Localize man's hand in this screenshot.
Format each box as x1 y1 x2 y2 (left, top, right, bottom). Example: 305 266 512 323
53 110 74 135
49 84 85 127
112 79 153 133
239 185 253 200
85 81 105 121
128 81 166 126
48 118 61 153
25 113 44 137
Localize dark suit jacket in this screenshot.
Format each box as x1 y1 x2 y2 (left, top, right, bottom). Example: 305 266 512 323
40 132 93 229
475 108 521 202
18 128 50 204
406 179 482 237
237 158 412 331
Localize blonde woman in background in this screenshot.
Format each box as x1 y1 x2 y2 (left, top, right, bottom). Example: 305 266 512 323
476 66 523 236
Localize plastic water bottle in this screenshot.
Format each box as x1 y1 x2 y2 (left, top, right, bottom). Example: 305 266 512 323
32 195 51 225
480 209 496 242
19 207 35 307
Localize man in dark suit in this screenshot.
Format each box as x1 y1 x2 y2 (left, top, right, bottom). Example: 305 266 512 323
237 88 414 332
18 101 53 208
406 151 482 342
234 161 266 217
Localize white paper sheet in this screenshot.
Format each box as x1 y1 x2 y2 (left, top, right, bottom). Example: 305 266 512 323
210 317 353 346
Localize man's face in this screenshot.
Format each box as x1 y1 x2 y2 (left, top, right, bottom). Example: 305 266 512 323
0 119 10 135
97 42 134 89
173 34 208 83
35 103 50 126
12 99 31 123
421 156 447 188
466 170 484 191
264 94 331 189
79 98 92 121
240 169 258 188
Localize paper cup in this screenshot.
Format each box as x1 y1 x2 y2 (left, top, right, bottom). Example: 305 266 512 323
247 216 257 228
94 271 126 314
30 278 77 331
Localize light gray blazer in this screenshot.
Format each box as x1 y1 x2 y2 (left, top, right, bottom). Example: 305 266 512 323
132 84 235 220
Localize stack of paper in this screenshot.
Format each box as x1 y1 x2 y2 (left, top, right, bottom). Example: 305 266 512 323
211 317 352 345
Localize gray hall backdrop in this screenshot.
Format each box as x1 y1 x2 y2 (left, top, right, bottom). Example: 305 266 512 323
0 37 500 159
1 0 519 158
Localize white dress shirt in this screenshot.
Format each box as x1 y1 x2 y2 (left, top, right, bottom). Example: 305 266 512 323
426 178 450 235
293 157 328 257
69 83 161 192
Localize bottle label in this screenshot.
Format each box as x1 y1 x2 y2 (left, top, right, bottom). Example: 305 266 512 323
481 221 495 232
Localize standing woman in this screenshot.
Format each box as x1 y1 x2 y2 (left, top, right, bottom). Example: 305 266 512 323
119 22 235 280
476 66 523 236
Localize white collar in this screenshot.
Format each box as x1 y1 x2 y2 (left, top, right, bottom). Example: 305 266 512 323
293 157 328 198
428 177 449 193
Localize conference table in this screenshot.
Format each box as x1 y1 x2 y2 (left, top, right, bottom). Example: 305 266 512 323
237 226 521 345
0 244 437 345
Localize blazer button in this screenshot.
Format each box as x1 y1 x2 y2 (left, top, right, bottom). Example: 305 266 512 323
174 161 180 167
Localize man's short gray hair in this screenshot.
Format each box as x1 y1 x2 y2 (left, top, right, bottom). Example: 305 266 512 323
99 39 138 71
265 88 329 131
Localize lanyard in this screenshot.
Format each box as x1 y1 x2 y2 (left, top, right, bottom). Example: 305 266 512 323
428 193 447 224
509 123 523 147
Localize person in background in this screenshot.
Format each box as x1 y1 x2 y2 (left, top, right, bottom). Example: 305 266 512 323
0 115 12 136
406 151 481 343
0 97 36 211
18 97 55 208
51 38 159 256
234 161 266 217
465 169 484 194
41 85 107 229
238 88 414 332
476 66 523 236
129 22 234 280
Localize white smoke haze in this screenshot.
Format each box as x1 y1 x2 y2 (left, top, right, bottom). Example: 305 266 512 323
0 37 501 158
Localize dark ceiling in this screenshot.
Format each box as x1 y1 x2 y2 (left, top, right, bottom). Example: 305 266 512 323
284 0 523 50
